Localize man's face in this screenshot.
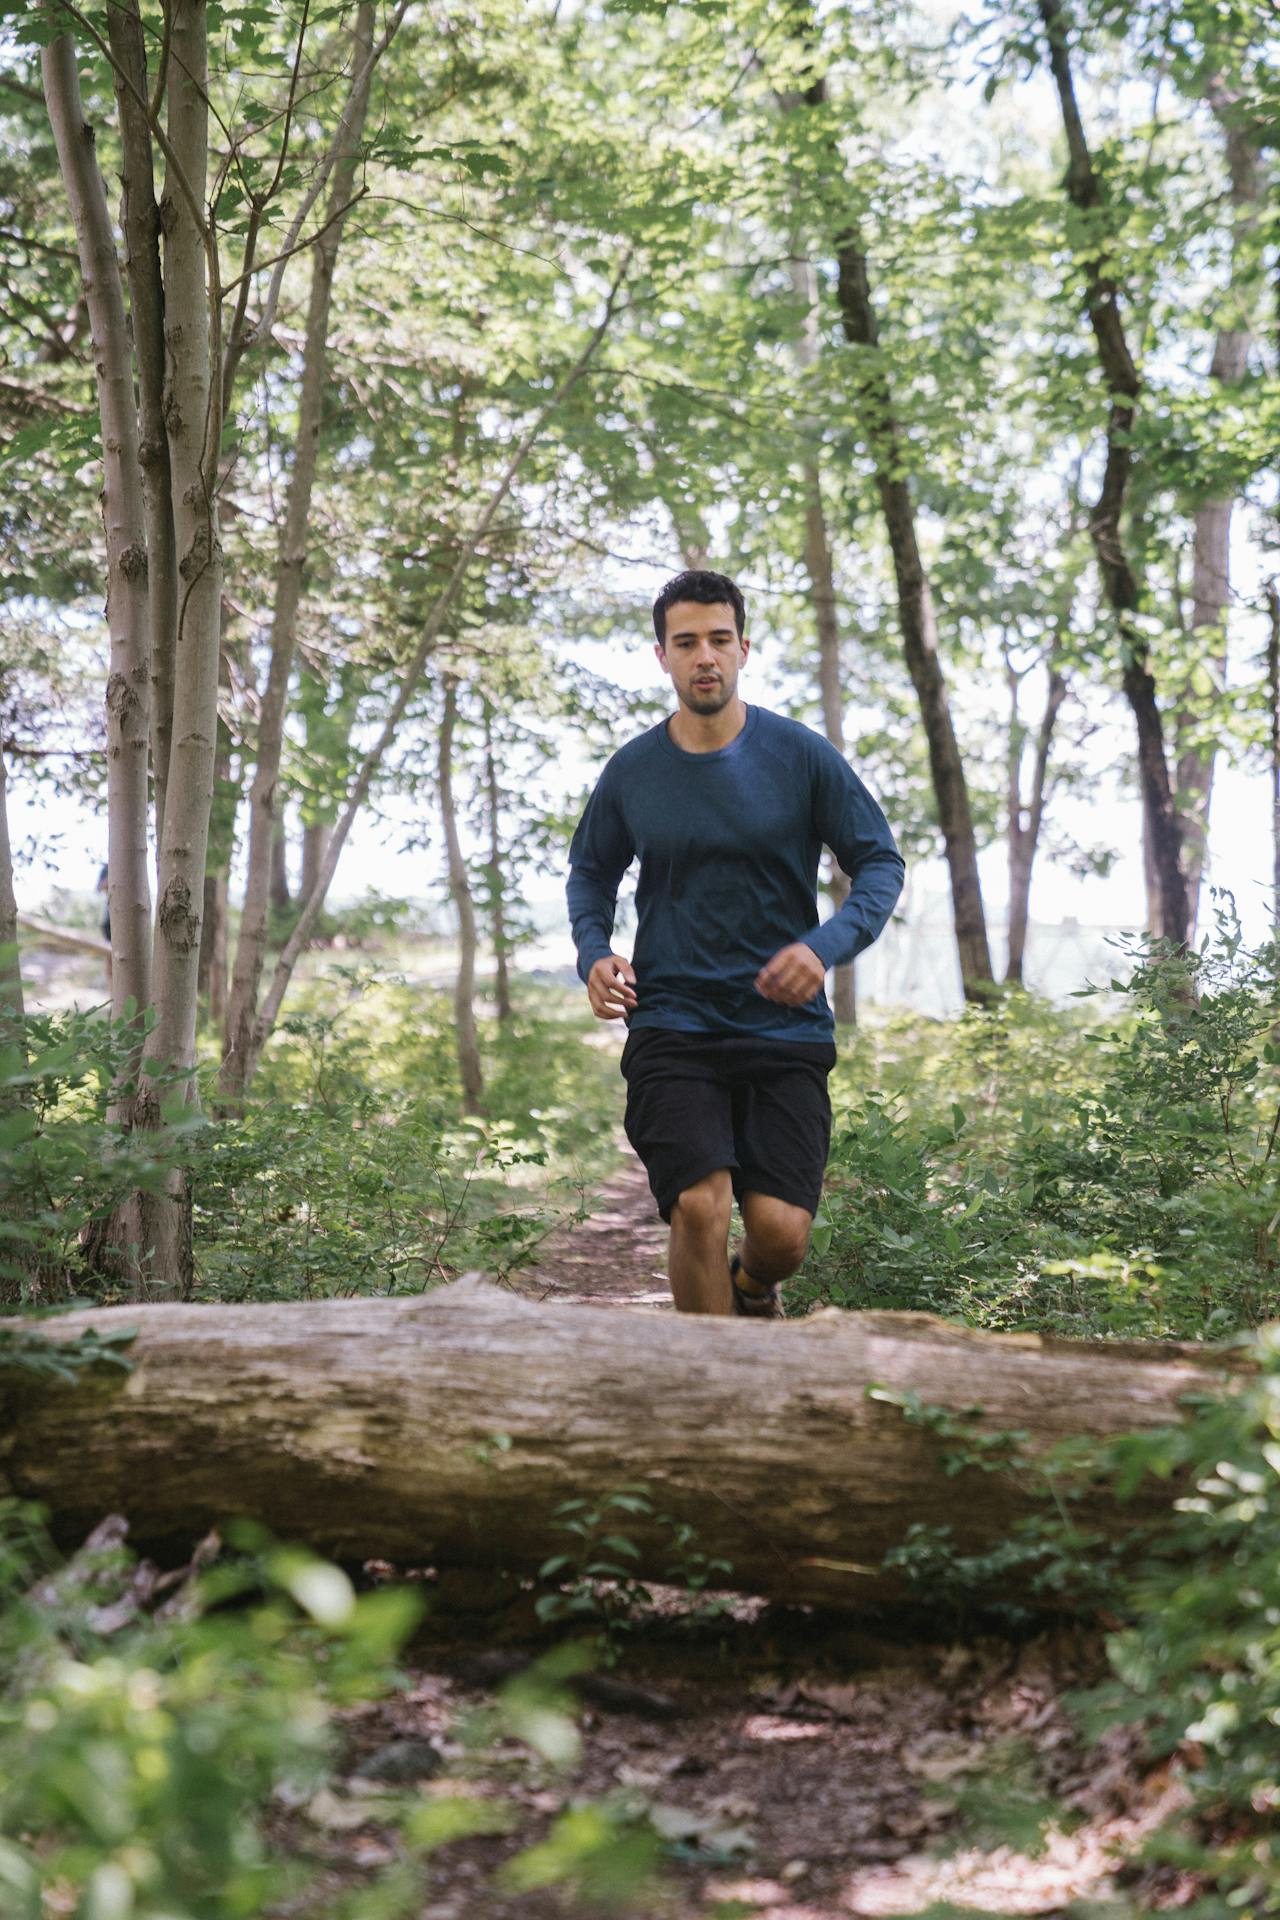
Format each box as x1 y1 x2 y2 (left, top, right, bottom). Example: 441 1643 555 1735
656 600 749 715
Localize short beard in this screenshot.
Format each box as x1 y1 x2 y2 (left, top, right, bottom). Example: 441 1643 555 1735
681 680 733 714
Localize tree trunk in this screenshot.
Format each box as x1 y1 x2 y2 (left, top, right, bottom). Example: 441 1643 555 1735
198 640 236 1023
1174 94 1261 940
301 815 328 905
777 41 993 998
270 815 291 912
1268 581 1280 936
220 3 377 1101
1005 642 1067 986
0 743 23 1030
41 33 152 1023
106 0 177 871
0 1279 1248 1616
439 678 485 1113
834 235 993 997
1038 0 1190 947
788 254 856 1025
482 699 512 1022
136 0 223 1298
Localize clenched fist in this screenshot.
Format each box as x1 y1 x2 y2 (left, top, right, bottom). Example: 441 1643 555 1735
587 953 638 1020
755 941 825 1007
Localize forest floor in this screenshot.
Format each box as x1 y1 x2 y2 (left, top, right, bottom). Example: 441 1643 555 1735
290 1152 1189 1920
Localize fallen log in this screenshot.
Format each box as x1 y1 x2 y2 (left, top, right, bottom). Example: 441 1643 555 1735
0 1278 1248 1614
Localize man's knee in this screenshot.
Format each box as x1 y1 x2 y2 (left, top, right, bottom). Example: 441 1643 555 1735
671 1170 733 1241
742 1196 812 1275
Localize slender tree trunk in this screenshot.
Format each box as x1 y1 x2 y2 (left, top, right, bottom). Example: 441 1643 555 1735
235 256 632 1091
270 816 291 912
41 33 152 1023
220 3 377 1100
106 0 177 870
199 640 236 1021
1268 582 1280 936
482 700 512 1022
134 0 224 1297
1005 644 1067 986
834 236 994 996
1038 0 1190 947
0 744 23 1030
789 254 856 1024
776 33 992 997
301 816 329 904
1174 96 1261 939
440 678 484 1114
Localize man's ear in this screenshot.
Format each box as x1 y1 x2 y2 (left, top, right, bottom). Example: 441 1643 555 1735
654 641 669 672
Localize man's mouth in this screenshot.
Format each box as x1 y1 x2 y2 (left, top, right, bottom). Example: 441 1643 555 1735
694 677 719 688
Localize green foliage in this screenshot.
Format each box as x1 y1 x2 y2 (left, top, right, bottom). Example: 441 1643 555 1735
797 916 1280 1341
535 1485 734 1640
1075 1326 1280 1912
192 973 615 1300
0 1508 424 1919
0 1005 195 1305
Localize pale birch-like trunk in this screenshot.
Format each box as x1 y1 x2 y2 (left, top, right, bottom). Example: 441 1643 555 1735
789 255 856 1024
440 677 485 1114
106 0 177 867
220 3 377 1100
136 0 223 1297
235 258 632 1090
482 699 512 1023
1174 98 1261 938
41 34 152 1024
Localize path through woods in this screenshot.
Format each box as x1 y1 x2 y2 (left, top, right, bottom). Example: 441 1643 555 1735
296 1147 1187 1917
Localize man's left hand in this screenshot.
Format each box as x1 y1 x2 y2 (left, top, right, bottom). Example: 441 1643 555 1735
755 942 826 1006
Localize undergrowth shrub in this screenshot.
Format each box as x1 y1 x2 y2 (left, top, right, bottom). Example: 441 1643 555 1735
802 907 1280 1340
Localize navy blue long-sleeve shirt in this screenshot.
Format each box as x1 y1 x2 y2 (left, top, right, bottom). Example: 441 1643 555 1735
566 704 904 1041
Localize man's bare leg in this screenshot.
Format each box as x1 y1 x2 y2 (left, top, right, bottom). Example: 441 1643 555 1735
734 1191 814 1306
667 1169 734 1314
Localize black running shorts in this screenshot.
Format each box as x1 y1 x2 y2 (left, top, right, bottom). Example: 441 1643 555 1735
620 1026 837 1224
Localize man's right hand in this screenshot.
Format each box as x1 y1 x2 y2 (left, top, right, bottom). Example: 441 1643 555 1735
587 954 637 1020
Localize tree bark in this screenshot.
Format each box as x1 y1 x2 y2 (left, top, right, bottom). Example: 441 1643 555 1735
833 236 994 997
136 0 223 1297
1268 581 1280 936
789 254 856 1025
41 33 152 1022
1174 91 1262 938
270 815 291 912
482 699 512 1023
0 1279 1248 1615
1005 641 1068 986
220 3 377 1101
440 678 485 1113
106 0 177 869
0 743 23 1030
1038 0 1189 947
776 35 993 996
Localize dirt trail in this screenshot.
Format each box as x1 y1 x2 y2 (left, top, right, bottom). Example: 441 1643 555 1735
519 1141 673 1308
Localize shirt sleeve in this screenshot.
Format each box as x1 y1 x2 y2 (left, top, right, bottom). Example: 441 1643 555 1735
566 759 636 984
799 740 905 971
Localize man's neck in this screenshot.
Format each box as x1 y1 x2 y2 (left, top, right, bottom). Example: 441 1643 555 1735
667 697 748 754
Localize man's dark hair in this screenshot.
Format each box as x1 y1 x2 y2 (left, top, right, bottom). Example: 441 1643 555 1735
652 569 745 648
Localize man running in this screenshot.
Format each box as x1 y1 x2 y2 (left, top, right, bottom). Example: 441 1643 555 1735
566 569 904 1319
